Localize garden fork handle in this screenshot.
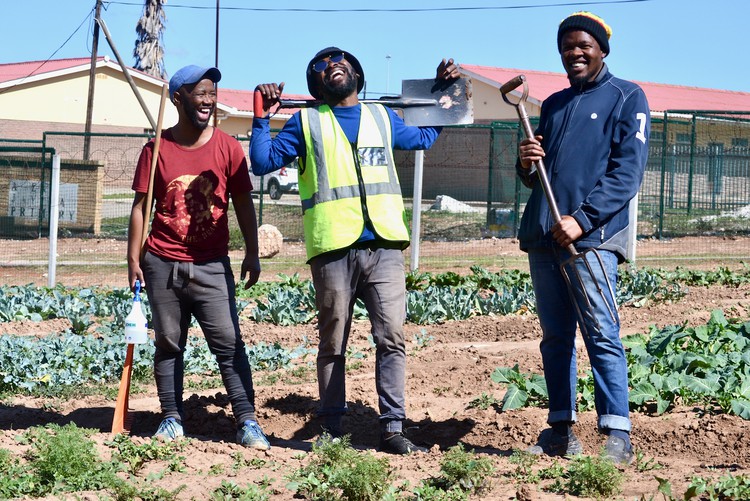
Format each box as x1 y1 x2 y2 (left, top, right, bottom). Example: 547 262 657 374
501 74 576 256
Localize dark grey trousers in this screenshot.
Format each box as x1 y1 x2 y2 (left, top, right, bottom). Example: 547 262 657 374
310 246 407 433
142 251 257 425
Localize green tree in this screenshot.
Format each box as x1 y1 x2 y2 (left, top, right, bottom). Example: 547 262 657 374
133 0 167 79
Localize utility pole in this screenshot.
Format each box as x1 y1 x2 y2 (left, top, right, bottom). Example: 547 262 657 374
386 55 391 96
84 0 103 160
213 0 220 127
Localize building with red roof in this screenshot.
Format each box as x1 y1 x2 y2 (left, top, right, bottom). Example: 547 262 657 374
1 57 749 140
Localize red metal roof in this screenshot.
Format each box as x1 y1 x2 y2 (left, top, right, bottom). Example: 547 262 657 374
6 58 748 115
0 57 98 81
461 64 750 113
0 57 309 115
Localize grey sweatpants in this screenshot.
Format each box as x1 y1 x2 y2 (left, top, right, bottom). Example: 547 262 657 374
142 251 257 425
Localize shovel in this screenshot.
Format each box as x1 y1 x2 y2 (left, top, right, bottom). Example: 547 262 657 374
112 83 168 436
254 77 473 126
500 75 617 338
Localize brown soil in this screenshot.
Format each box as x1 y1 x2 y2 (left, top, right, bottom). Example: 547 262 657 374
1 236 749 500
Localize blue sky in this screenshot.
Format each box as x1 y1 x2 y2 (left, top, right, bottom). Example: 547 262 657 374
4 0 750 98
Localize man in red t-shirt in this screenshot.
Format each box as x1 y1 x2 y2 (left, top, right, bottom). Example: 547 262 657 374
127 65 269 450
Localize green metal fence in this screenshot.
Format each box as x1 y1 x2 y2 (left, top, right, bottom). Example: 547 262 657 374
0 115 748 286
643 112 750 237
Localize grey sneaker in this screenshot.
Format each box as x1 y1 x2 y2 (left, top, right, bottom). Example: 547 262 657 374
603 435 634 465
154 417 183 441
527 428 583 457
237 420 271 450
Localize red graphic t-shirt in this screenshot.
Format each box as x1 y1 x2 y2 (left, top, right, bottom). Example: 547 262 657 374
132 128 252 262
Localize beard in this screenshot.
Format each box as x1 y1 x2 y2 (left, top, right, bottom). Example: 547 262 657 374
183 98 212 130
321 66 358 100
568 73 590 87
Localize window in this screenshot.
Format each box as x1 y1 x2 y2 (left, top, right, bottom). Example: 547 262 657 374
676 133 691 144
731 138 748 147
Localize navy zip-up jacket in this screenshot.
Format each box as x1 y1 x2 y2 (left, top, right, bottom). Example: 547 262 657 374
516 65 650 262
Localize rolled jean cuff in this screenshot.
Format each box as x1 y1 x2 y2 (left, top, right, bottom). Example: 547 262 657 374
548 410 576 425
598 414 631 433
380 419 402 433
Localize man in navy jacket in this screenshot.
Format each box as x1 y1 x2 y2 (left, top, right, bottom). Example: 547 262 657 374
517 11 650 464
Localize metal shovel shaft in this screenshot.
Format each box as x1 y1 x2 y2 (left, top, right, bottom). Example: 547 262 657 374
278 97 438 109
254 77 473 127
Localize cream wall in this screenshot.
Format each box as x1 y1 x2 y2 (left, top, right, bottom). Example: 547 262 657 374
0 62 292 139
218 114 290 139
0 66 177 130
470 80 542 122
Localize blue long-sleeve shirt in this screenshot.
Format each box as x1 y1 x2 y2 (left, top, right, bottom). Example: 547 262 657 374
250 104 440 174
516 65 650 261
250 103 441 242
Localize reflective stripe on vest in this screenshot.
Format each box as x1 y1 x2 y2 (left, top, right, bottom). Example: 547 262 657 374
299 103 409 260
301 104 401 211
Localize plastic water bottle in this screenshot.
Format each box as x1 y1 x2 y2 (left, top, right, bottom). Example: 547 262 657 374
124 280 148 344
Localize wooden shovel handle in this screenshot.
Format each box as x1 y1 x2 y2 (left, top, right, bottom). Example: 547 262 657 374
140 84 169 259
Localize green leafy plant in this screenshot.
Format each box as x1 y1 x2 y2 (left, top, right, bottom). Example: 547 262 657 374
286 435 396 501
415 443 494 499
558 455 624 499
412 328 434 351
506 449 540 483
108 434 186 475
634 450 664 472
617 266 687 307
467 392 499 410
21 423 119 496
0 448 38 498
250 283 316 325
623 309 750 418
109 480 186 501
491 364 548 410
0 328 308 394
210 479 271 501
231 451 269 472
685 473 750 500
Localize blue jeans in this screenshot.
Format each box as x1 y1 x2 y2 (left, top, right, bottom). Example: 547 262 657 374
310 246 407 433
528 247 631 432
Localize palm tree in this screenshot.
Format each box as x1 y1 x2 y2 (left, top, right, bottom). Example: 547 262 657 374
133 0 167 79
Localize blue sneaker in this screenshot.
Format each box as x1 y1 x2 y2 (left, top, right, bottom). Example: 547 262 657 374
237 420 271 450
154 417 183 441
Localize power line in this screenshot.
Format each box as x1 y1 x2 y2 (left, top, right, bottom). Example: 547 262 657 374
106 0 650 13
0 8 95 95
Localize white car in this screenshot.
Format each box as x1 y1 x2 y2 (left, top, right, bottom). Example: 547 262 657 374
250 160 299 200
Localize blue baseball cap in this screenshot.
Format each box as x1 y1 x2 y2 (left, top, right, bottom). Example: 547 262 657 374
168 65 222 101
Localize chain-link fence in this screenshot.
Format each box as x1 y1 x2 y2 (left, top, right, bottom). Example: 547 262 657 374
0 115 748 286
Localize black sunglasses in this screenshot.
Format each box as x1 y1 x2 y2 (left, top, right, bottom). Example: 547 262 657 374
312 53 345 73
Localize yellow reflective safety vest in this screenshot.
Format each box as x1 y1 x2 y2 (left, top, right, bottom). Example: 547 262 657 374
299 103 409 260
